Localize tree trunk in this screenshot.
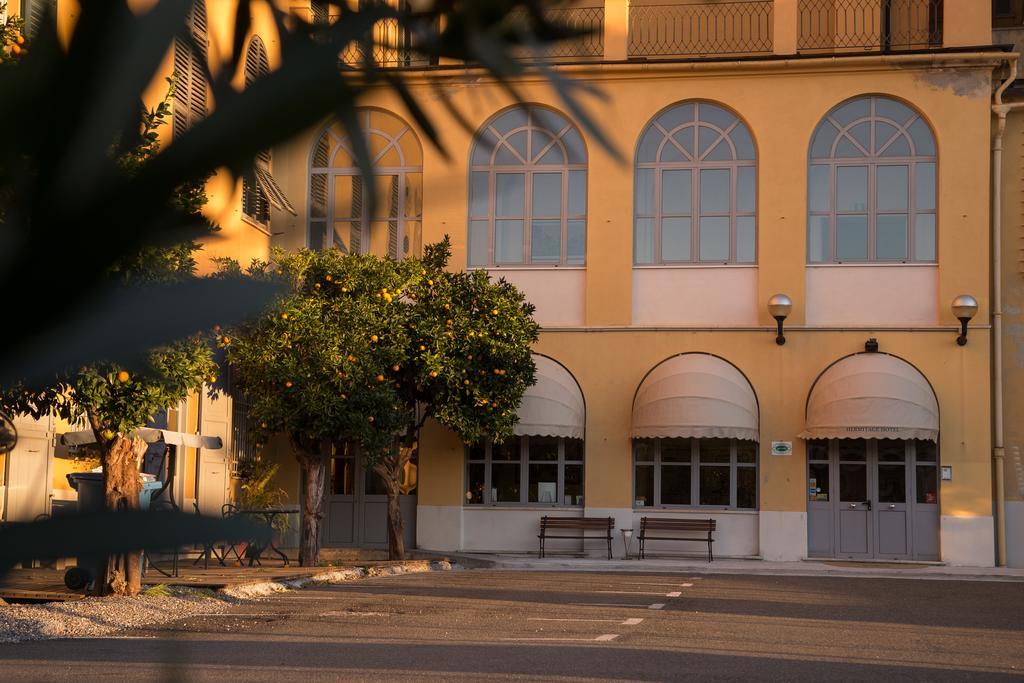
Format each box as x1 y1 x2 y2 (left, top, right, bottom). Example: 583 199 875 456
95 434 145 596
375 439 415 561
295 444 326 567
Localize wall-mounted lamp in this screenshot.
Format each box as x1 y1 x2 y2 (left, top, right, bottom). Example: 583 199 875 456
951 295 978 346
767 294 793 346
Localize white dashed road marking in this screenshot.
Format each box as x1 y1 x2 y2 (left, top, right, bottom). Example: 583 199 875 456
621 618 644 626
666 591 682 597
648 603 665 610
501 634 620 643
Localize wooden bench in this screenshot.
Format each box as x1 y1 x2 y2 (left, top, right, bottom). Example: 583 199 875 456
638 518 716 561
538 516 614 559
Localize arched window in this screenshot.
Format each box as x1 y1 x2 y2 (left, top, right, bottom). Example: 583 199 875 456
468 106 587 267
634 101 756 265
173 0 208 138
309 109 423 258
242 36 271 225
808 96 937 263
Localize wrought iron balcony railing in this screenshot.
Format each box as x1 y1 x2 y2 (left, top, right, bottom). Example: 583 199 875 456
537 5 605 60
340 17 433 68
798 0 943 52
628 1 774 59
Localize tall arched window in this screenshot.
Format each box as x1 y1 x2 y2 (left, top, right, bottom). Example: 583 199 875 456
634 101 756 265
468 106 587 267
309 109 423 258
173 0 208 138
808 96 937 263
242 36 271 225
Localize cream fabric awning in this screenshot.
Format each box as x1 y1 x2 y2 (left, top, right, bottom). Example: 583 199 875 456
513 355 585 440
62 428 223 450
631 354 759 442
799 353 938 442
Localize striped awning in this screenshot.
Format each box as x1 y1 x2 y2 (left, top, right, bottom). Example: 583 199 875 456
513 355 585 440
799 353 939 442
632 354 759 441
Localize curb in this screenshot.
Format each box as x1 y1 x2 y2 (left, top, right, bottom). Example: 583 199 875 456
218 559 456 599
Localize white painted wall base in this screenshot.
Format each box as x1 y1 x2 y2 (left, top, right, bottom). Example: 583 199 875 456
1003 501 1024 568
416 505 462 552
585 507 634 558
759 511 807 561
940 515 995 566
630 510 759 558
463 507 584 553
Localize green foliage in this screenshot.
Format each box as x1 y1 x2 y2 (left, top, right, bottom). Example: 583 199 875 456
238 458 288 514
0 5 25 67
222 238 539 463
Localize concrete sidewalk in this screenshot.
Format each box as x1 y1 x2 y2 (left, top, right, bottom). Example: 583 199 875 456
418 550 1024 581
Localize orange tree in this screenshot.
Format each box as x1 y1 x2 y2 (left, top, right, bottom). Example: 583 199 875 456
223 239 538 564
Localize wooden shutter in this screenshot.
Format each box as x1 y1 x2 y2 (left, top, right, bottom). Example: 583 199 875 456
172 1 208 139
242 37 272 223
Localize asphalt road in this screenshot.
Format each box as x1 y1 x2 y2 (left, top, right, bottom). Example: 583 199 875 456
1 570 1022 681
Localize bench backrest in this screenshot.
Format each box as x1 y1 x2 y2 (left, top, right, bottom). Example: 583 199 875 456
540 516 614 531
640 518 716 532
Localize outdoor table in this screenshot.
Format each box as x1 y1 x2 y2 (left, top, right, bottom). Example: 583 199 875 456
236 508 295 567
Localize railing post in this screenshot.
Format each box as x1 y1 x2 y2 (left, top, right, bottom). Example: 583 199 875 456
604 0 628 61
774 0 798 55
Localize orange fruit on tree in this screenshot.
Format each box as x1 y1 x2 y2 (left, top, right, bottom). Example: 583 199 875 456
117 370 130 383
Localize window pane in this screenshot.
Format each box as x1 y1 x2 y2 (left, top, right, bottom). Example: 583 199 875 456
662 465 692 505
914 214 936 261
847 122 871 152
563 128 586 165
877 166 908 211
915 440 937 462
662 218 692 262
331 457 354 495
634 439 655 462
529 436 559 461
564 439 584 462
836 215 868 261
736 217 755 263
876 214 908 260
567 220 585 265
873 122 899 155
635 168 655 216
731 124 756 160
699 438 731 463
491 463 521 502
564 464 583 505
532 173 562 217
839 464 867 501
661 439 691 462
635 465 654 506
334 222 354 254
495 220 524 263
531 220 561 263
533 131 560 165
807 440 830 461
637 127 661 162
811 120 839 158
808 215 830 263
809 462 829 501
915 163 936 210
662 169 692 214
700 169 730 213
469 220 489 266
916 465 938 504
737 166 755 213
839 440 867 461
736 441 757 464
836 166 868 212
311 174 328 218
495 131 527 164
833 98 870 126
908 118 935 156
493 108 529 134
809 165 830 213
366 469 388 495
737 467 756 509
877 464 906 503
699 217 729 262
569 170 586 215
635 218 655 264
699 466 730 505
309 221 327 250
875 98 915 126
697 125 721 158
466 462 484 504
495 174 525 216
493 437 521 460
529 463 559 503
469 171 489 217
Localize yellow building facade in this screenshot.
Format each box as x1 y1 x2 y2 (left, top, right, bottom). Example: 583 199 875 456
6 0 1019 567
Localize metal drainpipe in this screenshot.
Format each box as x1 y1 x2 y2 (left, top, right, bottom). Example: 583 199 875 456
992 55 1021 567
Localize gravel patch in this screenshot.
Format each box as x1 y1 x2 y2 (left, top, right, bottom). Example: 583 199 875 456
0 587 238 643
0 559 457 643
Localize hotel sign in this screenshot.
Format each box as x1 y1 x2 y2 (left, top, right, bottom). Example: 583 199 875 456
770 441 793 456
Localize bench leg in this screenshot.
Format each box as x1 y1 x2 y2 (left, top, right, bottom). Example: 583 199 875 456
638 536 644 560
708 534 713 562
538 536 544 559
607 536 612 560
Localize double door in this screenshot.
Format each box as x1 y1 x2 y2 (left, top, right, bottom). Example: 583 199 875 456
324 443 417 549
807 438 939 561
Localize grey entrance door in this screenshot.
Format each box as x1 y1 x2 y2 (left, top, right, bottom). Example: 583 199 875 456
807 438 939 561
324 443 417 549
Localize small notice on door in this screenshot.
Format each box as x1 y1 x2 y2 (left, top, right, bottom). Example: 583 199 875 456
771 441 793 456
